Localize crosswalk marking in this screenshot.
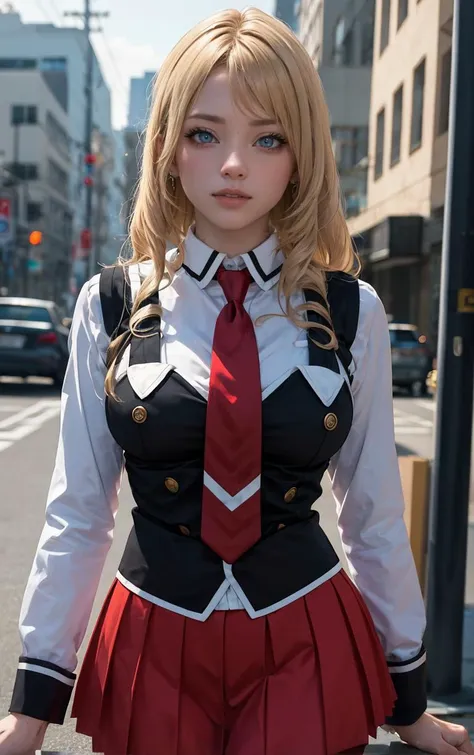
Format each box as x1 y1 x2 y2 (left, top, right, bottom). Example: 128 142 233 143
393 406 433 436
0 400 61 453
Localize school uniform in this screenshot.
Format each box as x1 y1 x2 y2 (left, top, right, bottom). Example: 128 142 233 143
9 228 427 755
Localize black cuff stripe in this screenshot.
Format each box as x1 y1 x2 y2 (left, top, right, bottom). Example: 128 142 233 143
10 667 74 725
19 656 76 680
387 645 426 669
386 657 427 727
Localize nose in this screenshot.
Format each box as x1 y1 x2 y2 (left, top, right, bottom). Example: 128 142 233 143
220 150 248 181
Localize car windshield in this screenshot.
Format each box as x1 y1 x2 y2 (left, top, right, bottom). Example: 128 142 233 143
389 329 419 347
0 304 52 323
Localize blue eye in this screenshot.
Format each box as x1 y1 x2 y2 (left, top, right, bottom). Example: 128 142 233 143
256 134 286 150
185 128 216 145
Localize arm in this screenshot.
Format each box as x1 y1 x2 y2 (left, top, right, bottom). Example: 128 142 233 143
9 275 124 725
328 281 427 727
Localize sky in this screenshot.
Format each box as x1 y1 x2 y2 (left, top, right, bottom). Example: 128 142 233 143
10 0 275 129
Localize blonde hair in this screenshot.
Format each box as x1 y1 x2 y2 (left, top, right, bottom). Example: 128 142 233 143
105 6 359 397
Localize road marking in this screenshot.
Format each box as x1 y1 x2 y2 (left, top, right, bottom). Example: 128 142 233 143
414 399 437 412
0 400 60 454
393 407 434 436
0 404 26 413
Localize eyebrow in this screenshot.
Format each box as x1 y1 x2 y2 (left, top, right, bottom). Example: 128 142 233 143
187 113 278 127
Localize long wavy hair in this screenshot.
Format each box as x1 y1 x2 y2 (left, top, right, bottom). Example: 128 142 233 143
105 6 359 396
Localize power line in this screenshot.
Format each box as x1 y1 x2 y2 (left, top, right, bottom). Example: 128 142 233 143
45 0 64 25
96 29 129 99
33 0 54 23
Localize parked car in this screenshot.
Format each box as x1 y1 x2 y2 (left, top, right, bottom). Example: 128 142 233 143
388 322 432 397
426 358 437 397
0 297 70 386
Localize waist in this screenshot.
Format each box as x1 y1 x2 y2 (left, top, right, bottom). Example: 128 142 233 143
118 512 340 621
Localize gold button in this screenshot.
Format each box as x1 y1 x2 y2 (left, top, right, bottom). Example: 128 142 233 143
178 525 190 536
165 477 179 493
284 486 297 503
324 412 338 431
277 523 286 530
132 406 147 424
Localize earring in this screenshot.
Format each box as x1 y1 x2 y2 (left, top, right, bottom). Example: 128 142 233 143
168 174 176 191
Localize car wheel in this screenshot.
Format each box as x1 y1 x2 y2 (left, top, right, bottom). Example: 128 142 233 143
411 379 426 397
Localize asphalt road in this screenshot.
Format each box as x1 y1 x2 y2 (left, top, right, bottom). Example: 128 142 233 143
0 378 473 752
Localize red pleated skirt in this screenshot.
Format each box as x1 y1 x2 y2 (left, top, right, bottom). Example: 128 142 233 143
72 570 396 755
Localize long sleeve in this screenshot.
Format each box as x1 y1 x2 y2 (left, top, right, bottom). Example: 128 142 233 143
328 281 427 727
9 275 124 724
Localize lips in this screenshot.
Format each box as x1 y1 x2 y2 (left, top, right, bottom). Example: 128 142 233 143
212 190 252 199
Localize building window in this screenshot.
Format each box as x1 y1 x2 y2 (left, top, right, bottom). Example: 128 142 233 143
391 85 404 165
375 108 386 179
333 17 354 66
397 0 408 28
331 127 368 173
410 57 426 152
11 105 38 125
39 57 67 72
438 48 452 135
361 17 374 65
0 58 36 69
6 163 39 180
27 202 42 222
380 0 391 54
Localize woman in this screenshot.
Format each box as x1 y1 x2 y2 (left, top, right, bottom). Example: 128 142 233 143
0 7 472 755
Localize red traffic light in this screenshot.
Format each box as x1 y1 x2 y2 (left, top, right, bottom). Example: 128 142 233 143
84 176 94 187
80 228 92 250
84 153 97 165
29 230 43 245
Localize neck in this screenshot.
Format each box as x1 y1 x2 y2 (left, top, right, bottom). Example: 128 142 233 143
193 213 272 257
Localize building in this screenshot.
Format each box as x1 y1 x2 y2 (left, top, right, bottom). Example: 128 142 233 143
0 67 73 301
128 72 155 131
298 0 375 217
274 0 299 33
347 0 453 341
124 72 156 226
0 9 124 299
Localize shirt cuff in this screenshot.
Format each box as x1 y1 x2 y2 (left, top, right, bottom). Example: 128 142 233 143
9 656 76 725
385 646 427 726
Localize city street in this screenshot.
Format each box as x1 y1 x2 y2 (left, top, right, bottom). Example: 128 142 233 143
0 379 473 751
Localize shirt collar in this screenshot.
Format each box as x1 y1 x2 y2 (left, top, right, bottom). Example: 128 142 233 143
169 227 284 291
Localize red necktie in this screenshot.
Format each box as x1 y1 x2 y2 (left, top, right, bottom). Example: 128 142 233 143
201 267 262 563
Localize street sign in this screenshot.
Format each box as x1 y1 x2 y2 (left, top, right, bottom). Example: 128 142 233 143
0 198 13 244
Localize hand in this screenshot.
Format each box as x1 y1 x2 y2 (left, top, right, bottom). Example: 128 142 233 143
0 713 48 755
386 712 474 754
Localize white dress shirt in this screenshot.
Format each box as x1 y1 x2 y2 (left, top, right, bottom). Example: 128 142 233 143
18 227 426 679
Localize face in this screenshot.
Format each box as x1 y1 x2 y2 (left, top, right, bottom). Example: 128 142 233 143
172 68 295 250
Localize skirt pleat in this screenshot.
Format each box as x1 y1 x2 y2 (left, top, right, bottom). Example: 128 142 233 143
94 583 154 755
304 575 374 752
72 580 128 737
126 600 186 755
72 571 397 755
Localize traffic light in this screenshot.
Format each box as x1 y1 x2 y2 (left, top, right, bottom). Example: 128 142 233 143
29 230 43 246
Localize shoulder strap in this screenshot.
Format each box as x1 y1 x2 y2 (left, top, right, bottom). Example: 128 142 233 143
303 273 360 381
326 272 360 350
326 272 360 380
99 265 132 339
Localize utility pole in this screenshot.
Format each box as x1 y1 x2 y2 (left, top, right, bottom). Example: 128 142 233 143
425 0 474 698
64 1 108 281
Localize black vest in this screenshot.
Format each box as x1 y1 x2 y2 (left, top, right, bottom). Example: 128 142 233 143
100 265 360 619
